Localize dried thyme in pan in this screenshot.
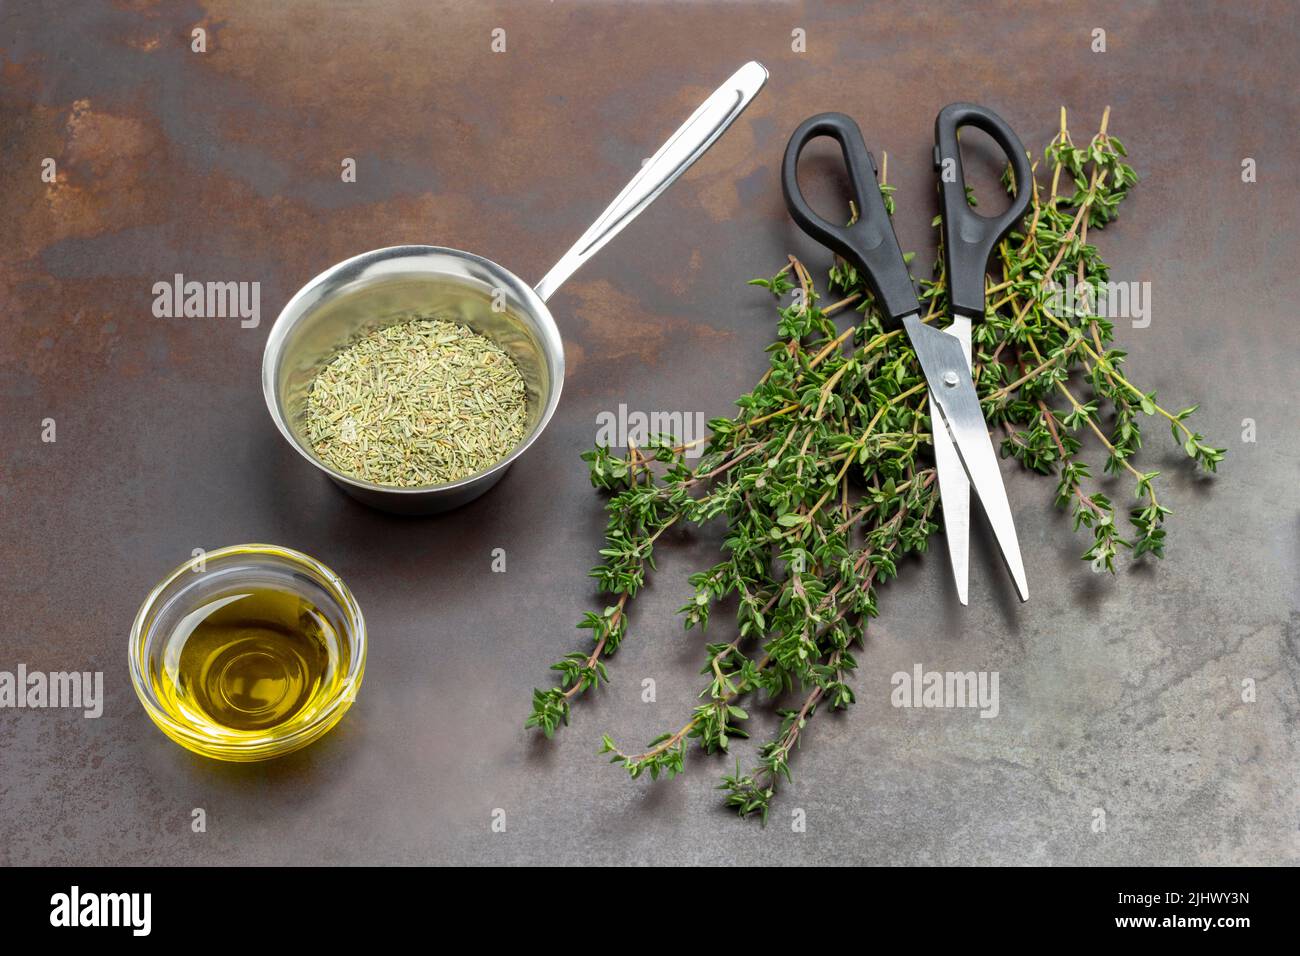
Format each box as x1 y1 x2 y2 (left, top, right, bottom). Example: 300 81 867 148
306 318 528 487
526 107 1225 821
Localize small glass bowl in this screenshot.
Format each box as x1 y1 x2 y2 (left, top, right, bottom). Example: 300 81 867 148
129 544 366 762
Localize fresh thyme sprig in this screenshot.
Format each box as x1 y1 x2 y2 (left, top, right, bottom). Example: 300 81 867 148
526 108 1224 819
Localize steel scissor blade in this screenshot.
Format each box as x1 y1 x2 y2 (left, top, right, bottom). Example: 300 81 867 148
932 317 972 604
902 313 1029 602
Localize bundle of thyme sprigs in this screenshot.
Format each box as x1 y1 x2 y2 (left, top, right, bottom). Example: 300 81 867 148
526 108 1224 821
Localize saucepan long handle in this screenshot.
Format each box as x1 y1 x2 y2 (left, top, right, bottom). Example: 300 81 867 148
533 61 767 302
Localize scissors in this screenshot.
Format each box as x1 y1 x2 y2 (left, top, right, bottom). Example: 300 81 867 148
781 103 1031 604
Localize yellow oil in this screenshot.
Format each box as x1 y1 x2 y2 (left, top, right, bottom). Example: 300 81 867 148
154 586 345 737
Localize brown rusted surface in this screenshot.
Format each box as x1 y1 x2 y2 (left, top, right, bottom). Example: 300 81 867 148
1 2 1297 864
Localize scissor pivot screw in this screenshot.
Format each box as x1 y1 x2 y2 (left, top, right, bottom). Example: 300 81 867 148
942 370 960 387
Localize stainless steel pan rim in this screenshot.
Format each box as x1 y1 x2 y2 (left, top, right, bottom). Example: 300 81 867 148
261 243 564 499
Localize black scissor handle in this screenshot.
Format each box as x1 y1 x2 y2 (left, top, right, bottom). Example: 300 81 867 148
782 112 920 325
934 102 1032 319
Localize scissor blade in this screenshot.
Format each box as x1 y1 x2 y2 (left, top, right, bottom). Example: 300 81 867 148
902 314 1029 602
933 317 972 604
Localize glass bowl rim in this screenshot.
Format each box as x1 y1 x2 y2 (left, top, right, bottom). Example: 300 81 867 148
128 543 366 759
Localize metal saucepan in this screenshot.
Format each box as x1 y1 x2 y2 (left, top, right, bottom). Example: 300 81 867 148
262 62 767 514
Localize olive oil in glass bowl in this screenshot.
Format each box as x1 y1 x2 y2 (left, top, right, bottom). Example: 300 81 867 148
129 544 365 761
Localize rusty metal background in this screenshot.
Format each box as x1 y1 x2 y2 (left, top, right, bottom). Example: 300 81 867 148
1 1 1296 865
